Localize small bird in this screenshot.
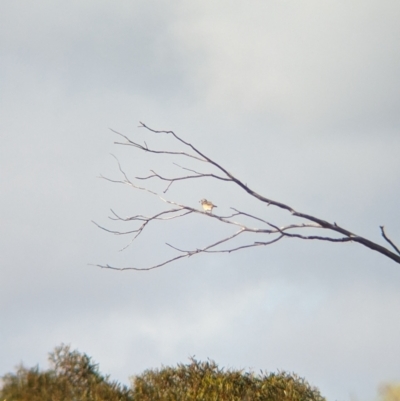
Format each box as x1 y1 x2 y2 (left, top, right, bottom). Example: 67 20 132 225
199 199 217 213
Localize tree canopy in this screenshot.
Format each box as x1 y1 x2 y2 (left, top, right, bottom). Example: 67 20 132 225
132 357 325 401
1 345 325 401
0 344 132 401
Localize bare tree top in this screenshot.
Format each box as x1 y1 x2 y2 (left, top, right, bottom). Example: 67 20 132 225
92 123 400 271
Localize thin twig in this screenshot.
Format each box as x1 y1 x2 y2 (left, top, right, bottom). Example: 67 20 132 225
380 226 400 255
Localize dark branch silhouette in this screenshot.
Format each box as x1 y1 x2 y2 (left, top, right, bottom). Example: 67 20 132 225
92 122 400 271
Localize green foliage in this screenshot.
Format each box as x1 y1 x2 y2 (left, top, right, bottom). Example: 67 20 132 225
379 383 400 401
0 344 132 401
131 358 326 401
1 346 326 401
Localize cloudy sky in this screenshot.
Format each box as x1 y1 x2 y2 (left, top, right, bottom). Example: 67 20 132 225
1 1 400 399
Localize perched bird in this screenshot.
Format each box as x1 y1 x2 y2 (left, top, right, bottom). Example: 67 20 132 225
200 199 217 213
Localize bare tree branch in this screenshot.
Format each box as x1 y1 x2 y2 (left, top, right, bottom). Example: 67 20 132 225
134 169 230 193
92 123 400 270
110 128 207 162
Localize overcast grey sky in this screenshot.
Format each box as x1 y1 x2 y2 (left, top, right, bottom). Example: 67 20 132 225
1 1 400 400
